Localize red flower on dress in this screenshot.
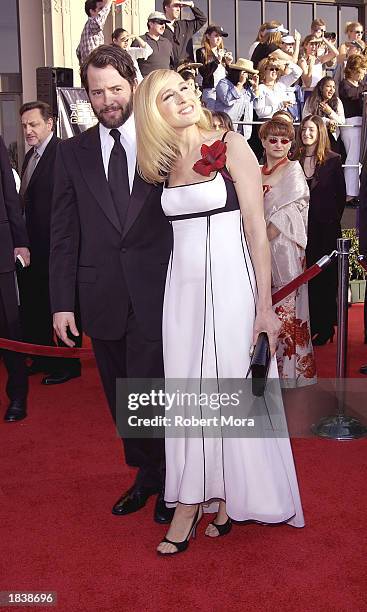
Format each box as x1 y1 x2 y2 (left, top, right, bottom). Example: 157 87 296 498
192 140 233 181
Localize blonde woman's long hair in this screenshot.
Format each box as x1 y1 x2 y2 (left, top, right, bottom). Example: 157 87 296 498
200 27 225 63
134 69 212 185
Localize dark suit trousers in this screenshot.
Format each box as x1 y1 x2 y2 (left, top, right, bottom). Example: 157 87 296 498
0 272 28 402
92 304 164 490
18 265 82 372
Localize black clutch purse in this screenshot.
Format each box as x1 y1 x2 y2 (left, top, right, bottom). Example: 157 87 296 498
247 332 271 397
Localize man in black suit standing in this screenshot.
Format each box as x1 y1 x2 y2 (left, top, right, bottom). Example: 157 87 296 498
50 46 173 522
18 101 81 385
0 136 30 422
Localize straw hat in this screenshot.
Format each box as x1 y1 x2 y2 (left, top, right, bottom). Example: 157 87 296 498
227 58 258 74
177 62 203 73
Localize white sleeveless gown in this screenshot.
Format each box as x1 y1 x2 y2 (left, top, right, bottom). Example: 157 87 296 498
161 172 304 527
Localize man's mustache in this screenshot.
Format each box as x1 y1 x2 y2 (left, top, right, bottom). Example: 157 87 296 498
100 105 123 113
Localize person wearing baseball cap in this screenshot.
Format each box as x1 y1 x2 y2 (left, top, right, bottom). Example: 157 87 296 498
280 31 301 64
133 11 173 78
196 25 234 109
162 1 207 69
215 58 260 140
251 20 293 68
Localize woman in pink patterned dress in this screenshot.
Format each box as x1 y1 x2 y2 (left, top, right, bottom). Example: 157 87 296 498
260 118 316 387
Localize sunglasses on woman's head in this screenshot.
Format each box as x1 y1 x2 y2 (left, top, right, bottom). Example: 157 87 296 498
268 137 291 145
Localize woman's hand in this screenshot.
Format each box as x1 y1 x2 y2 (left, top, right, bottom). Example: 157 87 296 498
253 308 281 356
224 51 233 65
319 101 332 115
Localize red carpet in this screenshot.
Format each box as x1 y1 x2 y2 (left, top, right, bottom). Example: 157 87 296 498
0 306 366 612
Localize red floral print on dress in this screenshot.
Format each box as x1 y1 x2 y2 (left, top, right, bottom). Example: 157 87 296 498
297 353 317 379
192 140 233 181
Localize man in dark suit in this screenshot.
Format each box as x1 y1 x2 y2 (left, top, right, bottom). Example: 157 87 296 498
19 101 81 384
50 46 173 522
0 136 30 422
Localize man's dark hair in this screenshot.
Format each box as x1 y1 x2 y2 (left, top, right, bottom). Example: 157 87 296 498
85 0 99 17
19 101 53 121
163 0 173 12
112 28 127 42
80 45 136 92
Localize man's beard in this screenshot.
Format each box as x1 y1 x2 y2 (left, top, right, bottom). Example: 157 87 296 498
94 96 133 129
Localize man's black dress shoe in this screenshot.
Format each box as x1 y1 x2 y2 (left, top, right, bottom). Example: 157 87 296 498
4 400 27 422
112 485 160 516
360 364 367 375
41 369 81 385
154 491 175 524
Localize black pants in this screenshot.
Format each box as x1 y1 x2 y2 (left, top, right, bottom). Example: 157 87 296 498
18 265 82 373
306 223 340 336
92 304 164 490
0 272 28 402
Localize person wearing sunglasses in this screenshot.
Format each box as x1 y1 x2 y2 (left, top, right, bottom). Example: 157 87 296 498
112 28 153 83
134 11 173 78
338 21 365 64
299 34 339 94
259 118 315 386
254 57 301 120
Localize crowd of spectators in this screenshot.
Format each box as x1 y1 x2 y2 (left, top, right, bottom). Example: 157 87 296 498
73 1 367 350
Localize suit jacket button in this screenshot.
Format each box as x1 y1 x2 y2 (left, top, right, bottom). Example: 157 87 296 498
121 247 127 253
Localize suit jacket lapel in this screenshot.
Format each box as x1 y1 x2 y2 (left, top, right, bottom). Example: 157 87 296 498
122 172 154 238
77 125 122 234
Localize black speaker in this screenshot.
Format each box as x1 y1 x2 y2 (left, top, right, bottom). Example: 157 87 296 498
36 67 74 117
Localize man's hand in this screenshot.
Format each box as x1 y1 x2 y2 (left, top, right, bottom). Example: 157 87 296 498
14 247 30 267
180 1 195 7
53 312 79 347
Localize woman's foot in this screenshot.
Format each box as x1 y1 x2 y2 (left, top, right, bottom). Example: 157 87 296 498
157 503 202 555
205 501 232 538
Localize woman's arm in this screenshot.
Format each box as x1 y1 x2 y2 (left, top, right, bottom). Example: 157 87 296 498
215 79 239 108
253 86 278 118
337 42 348 64
299 56 314 88
291 30 301 64
320 37 339 64
278 61 303 87
225 132 281 353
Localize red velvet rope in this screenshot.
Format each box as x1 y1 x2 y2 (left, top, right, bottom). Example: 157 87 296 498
0 256 335 356
0 338 94 358
272 263 323 305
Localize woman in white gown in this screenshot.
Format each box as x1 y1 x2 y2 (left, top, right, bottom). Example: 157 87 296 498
134 70 305 556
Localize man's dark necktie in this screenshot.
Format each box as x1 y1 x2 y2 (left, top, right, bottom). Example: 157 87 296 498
108 128 130 228
20 148 40 197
